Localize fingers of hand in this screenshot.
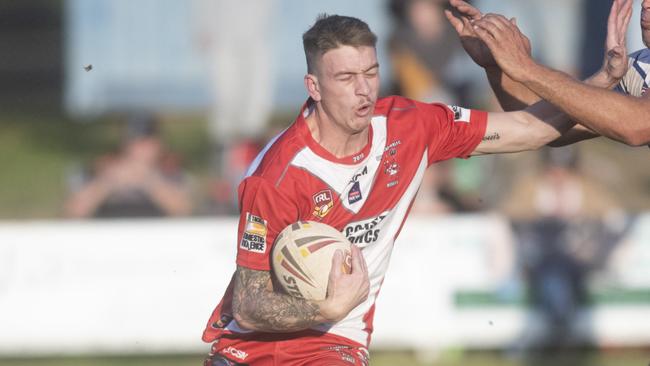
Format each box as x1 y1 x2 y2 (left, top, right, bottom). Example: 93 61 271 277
456 2 482 19
330 249 343 277
621 0 633 38
350 245 363 272
492 14 516 31
481 13 510 32
473 23 496 48
444 9 463 33
474 18 501 41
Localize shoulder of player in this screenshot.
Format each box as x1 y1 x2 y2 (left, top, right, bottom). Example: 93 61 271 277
628 48 650 61
375 96 452 125
246 125 306 184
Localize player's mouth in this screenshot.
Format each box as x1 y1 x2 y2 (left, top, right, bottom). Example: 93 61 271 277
355 102 373 118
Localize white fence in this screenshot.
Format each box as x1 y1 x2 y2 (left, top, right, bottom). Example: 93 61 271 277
0 214 649 355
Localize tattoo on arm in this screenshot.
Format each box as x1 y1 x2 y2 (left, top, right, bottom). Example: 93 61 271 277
482 132 501 142
232 266 321 332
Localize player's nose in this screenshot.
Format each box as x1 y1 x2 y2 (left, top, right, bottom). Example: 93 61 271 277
354 74 370 96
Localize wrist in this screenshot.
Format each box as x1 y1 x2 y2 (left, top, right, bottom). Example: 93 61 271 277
315 298 343 323
514 59 542 84
587 69 618 89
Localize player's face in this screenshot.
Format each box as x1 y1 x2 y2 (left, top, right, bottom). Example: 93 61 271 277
642 0 650 46
311 45 380 134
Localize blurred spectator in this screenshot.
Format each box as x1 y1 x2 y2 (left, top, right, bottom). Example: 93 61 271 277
388 0 460 103
192 0 275 168
502 147 626 349
192 0 275 215
207 138 263 215
64 115 193 218
412 161 481 215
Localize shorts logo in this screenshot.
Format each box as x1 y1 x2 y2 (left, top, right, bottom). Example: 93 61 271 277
221 346 248 360
348 181 362 204
240 213 267 253
312 189 334 218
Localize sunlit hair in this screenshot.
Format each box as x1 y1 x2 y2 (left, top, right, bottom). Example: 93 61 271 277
302 14 377 74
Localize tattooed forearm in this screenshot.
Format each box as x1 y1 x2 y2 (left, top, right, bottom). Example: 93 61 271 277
232 266 321 332
482 132 501 142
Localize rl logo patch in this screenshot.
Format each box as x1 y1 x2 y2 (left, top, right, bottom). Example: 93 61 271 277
240 213 267 253
312 189 334 218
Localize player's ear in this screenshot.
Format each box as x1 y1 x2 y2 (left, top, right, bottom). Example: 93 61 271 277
304 74 321 102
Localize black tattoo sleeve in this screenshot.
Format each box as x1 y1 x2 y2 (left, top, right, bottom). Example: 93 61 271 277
482 132 501 142
232 266 322 332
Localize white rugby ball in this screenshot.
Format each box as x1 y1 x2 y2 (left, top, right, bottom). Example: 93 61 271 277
272 221 352 300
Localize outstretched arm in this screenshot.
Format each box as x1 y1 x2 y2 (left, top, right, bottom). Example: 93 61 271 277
474 1 650 146
448 0 633 146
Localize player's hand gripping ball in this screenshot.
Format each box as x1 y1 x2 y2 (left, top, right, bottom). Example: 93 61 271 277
272 221 352 300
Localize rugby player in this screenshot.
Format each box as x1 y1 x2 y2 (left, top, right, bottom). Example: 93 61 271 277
202 9 628 365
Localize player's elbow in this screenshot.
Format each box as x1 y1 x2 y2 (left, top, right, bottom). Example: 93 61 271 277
232 309 257 331
528 126 561 150
519 113 564 151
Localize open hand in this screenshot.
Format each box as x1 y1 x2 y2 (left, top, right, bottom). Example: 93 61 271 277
601 0 633 84
320 245 369 322
445 0 496 68
472 14 533 82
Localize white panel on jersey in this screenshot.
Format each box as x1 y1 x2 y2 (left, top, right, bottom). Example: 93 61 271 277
291 116 388 214
312 149 430 346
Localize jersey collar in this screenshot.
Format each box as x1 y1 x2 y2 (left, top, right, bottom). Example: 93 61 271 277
297 98 373 165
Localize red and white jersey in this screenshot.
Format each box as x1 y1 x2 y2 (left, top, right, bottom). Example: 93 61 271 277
203 95 487 347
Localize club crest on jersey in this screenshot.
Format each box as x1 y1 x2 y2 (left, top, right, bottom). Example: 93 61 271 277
449 105 471 123
383 160 399 176
312 189 334 218
348 181 362 204
376 140 401 161
240 213 267 253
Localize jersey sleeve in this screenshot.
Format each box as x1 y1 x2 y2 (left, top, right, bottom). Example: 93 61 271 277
235 176 299 271
416 102 487 164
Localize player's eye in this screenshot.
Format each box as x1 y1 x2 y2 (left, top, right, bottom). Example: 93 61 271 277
365 71 377 78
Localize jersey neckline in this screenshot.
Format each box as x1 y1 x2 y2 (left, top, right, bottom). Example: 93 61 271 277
297 98 374 165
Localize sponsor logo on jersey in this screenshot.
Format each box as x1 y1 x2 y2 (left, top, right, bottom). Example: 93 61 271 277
240 213 267 253
312 189 333 218
449 105 471 123
348 166 368 185
352 152 365 163
344 211 389 246
348 181 362 204
376 140 401 161
221 346 248 360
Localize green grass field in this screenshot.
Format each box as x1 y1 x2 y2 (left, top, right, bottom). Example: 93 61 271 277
0 350 648 366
